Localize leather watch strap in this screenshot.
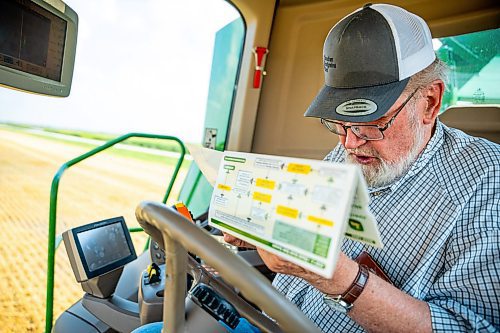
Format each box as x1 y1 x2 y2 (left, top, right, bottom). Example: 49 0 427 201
341 264 370 305
355 251 393 284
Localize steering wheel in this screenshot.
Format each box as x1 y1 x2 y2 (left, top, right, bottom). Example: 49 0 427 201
135 201 322 333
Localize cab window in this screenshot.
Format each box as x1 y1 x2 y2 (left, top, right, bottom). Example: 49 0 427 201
435 28 500 110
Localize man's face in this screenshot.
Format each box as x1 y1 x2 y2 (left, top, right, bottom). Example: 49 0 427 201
340 92 427 187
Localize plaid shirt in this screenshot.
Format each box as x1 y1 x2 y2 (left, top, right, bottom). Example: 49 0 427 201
273 121 500 332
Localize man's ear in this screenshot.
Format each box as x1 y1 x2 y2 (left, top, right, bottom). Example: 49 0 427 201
422 80 445 125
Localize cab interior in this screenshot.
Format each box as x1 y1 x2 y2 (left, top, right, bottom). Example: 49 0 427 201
55 0 498 330
1 0 498 332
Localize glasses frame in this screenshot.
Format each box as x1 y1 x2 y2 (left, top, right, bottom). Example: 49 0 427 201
320 88 420 141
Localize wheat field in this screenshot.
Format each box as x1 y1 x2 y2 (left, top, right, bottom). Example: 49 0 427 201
0 128 187 332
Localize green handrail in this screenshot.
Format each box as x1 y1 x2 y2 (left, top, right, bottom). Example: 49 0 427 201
44 133 186 333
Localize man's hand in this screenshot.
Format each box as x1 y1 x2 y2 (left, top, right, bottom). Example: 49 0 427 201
255 247 308 275
223 233 256 249
256 247 357 295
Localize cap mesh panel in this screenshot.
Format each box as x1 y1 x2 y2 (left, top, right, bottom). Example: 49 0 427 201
376 6 426 60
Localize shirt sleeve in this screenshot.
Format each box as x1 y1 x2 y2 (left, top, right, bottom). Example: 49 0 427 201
426 167 500 332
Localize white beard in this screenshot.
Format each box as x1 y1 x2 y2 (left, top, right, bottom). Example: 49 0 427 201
345 113 426 188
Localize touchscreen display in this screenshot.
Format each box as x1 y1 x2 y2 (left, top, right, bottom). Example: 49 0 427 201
0 0 67 81
77 222 132 273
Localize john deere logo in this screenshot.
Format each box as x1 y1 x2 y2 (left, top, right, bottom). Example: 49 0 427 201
336 99 377 116
348 218 364 231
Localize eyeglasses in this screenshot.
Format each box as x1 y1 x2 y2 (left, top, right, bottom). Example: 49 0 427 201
320 88 419 141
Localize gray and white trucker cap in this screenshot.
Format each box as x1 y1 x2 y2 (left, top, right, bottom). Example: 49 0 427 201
305 3 436 122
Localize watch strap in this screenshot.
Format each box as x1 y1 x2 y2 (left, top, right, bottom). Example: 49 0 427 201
355 251 393 284
323 264 370 313
339 265 370 304
341 264 370 305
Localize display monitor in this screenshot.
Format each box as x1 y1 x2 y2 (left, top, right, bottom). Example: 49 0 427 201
63 217 137 282
0 0 78 97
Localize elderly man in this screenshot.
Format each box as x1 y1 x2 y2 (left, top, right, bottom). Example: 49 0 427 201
226 3 499 332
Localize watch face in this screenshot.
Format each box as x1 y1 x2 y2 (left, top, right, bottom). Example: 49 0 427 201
324 297 353 313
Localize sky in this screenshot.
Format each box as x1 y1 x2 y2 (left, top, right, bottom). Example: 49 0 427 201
0 0 239 143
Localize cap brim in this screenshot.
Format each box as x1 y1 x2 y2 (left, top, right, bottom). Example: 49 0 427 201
304 78 410 122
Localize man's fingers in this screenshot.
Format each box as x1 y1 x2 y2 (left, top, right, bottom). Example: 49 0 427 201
223 233 243 245
222 232 256 249
257 247 310 277
223 233 238 243
257 247 293 272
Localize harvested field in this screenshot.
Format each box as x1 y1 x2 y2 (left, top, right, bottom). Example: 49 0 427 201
0 127 188 332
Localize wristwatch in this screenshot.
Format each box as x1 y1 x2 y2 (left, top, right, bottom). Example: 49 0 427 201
323 264 370 313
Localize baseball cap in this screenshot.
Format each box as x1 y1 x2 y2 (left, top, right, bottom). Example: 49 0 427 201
305 3 436 122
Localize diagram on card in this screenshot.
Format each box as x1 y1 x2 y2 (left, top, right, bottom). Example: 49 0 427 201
206 150 383 278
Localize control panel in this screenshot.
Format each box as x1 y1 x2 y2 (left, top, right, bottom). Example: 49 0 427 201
138 263 166 324
150 240 166 266
189 283 241 330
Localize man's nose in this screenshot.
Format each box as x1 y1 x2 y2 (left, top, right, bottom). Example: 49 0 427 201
343 128 367 149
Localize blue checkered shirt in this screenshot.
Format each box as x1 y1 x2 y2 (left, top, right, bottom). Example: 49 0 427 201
273 121 500 332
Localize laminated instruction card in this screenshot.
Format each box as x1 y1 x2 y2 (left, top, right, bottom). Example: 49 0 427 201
189 146 383 278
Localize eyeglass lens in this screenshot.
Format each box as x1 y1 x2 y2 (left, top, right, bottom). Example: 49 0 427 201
335 124 383 140
324 121 384 140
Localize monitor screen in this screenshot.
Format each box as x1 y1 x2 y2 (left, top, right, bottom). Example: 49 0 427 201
77 221 132 273
0 0 67 82
0 0 77 96
70 217 137 280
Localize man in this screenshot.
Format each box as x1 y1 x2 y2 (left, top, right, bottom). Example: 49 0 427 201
225 3 499 332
